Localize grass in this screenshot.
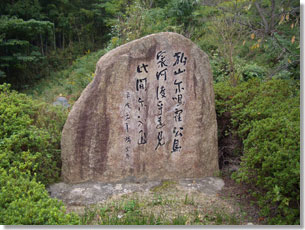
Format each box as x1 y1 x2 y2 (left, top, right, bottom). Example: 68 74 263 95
77 188 241 225
184 194 195 205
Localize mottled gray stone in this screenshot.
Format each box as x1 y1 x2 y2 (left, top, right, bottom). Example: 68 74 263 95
178 177 225 195
48 181 161 205
48 177 224 206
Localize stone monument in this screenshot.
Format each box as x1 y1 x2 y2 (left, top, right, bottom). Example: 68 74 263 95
61 32 218 184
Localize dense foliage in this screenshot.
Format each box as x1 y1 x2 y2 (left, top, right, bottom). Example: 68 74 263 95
215 79 300 224
0 0 300 225
0 84 66 185
0 168 80 225
0 84 81 224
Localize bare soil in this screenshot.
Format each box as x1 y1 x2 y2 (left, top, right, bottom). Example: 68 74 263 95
218 167 266 225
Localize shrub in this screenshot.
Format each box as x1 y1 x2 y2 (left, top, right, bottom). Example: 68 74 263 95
0 83 67 185
241 63 266 81
0 168 80 225
0 84 81 225
215 79 300 224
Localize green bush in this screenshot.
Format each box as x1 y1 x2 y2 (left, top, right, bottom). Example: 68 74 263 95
0 168 80 225
0 83 82 225
0 83 67 185
215 79 300 224
241 63 266 81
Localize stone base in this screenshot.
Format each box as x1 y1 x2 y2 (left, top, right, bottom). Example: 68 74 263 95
47 177 224 206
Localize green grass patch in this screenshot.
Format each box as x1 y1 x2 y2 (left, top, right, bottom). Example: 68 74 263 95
78 193 241 225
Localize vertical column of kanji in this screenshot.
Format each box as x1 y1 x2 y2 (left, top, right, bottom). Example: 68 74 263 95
172 51 187 153
136 63 149 146
123 92 132 159
155 51 168 151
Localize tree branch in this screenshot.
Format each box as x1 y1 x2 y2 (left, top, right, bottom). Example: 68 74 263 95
254 1 269 35
270 0 276 33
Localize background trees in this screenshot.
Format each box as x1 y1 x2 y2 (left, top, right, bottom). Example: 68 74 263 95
0 0 110 88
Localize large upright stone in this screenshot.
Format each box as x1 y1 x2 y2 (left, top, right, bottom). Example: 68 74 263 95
61 32 218 183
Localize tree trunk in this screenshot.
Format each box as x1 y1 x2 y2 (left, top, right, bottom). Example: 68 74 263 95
40 33 44 56
254 1 269 35
229 42 236 87
53 25 56 51
62 32 65 50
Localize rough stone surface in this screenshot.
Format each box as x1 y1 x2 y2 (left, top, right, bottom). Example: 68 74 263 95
61 32 218 184
48 181 160 206
48 177 224 206
178 177 225 195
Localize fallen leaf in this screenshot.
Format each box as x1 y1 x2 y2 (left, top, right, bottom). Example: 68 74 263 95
258 217 265 222
291 36 295 44
279 14 284 25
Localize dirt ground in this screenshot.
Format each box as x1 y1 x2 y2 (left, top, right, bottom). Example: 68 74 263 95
218 166 265 225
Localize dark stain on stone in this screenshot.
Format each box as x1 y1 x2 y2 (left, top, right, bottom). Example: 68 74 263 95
133 40 157 63
193 61 197 99
75 69 101 180
201 78 206 106
146 41 157 61
75 65 111 181
94 64 112 179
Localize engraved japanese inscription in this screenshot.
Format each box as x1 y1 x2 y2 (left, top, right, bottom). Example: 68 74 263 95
61 32 218 183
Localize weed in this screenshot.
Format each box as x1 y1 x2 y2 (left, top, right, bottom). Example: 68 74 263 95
151 194 163 206
184 194 195 205
123 199 138 213
151 180 177 193
172 215 187 225
81 207 98 224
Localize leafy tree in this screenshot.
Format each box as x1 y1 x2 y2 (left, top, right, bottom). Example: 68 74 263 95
240 0 300 79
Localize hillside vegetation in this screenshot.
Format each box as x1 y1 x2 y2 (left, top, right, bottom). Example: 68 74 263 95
0 0 300 225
